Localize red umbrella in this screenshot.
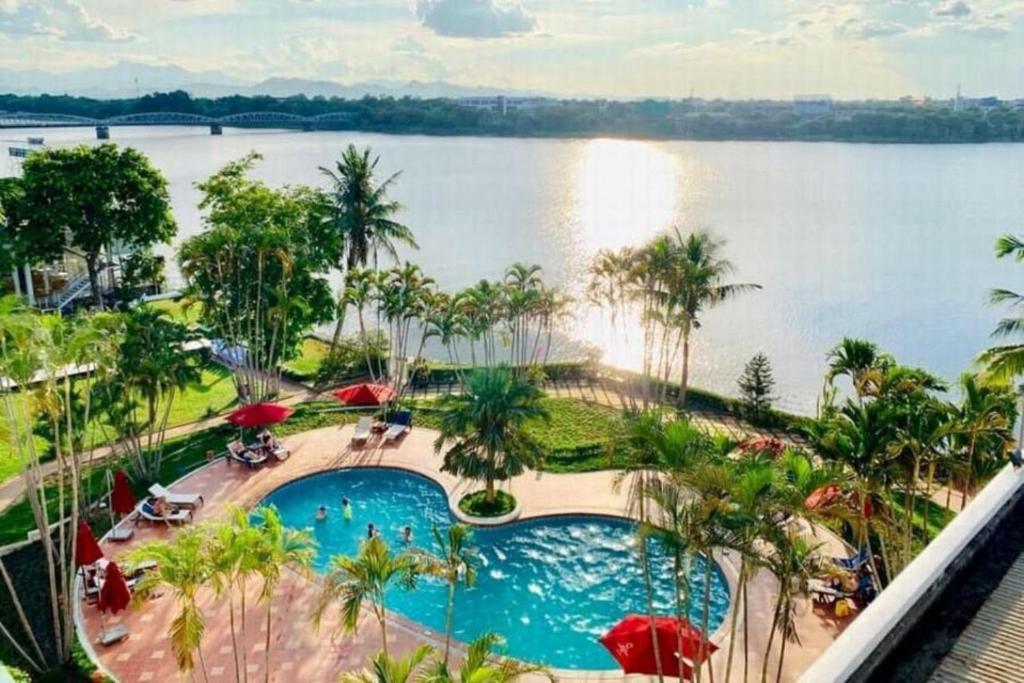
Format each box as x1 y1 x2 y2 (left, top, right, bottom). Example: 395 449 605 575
600 615 717 679
97 562 132 615
110 470 136 517
226 402 294 428
74 520 103 567
739 435 786 458
333 383 396 407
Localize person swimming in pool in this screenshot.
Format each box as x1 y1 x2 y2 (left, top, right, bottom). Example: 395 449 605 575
315 505 327 522
342 497 353 521
367 523 377 539
401 525 413 544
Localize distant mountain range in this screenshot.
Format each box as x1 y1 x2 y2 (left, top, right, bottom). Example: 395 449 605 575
0 61 546 100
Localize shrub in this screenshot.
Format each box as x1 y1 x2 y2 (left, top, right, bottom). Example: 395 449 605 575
458 490 516 517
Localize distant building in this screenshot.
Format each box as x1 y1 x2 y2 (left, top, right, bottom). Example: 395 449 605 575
456 96 552 115
793 95 832 116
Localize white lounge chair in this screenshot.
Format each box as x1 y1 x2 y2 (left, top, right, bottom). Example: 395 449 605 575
148 483 204 509
227 440 267 468
382 411 412 442
136 499 192 525
351 416 373 445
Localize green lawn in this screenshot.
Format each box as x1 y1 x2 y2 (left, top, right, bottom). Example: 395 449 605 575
149 297 202 326
413 396 633 473
281 337 331 382
0 366 240 485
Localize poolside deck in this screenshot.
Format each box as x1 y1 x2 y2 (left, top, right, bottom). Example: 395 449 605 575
78 423 848 682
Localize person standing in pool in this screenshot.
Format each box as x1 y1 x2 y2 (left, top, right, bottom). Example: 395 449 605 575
315 505 327 522
401 525 413 545
367 523 376 539
342 497 353 522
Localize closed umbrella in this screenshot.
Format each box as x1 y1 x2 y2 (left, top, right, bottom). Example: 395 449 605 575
110 470 136 517
333 383 396 406
74 520 103 567
97 562 132 615
599 614 717 679
226 402 294 428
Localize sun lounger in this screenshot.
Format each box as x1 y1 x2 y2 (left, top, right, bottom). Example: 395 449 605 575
148 483 204 509
808 578 852 605
383 411 412 442
832 547 871 571
351 416 373 444
136 500 192 525
98 623 130 646
227 440 267 469
107 523 134 542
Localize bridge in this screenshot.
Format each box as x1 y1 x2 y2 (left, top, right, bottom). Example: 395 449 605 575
0 111 356 136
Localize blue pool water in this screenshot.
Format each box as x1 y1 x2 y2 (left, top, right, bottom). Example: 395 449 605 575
261 468 731 669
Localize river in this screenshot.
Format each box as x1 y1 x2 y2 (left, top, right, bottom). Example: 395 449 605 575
5 126 1024 413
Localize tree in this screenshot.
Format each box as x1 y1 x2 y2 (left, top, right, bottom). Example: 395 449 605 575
414 524 479 665
313 536 421 657
178 154 336 401
130 526 216 680
665 230 760 409
738 352 776 423
825 337 893 402
15 144 176 310
342 634 552 683
434 367 548 503
209 508 263 683
320 145 416 356
251 506 315 683
0 298 119 672
97 306 202 481
949 374 1014 509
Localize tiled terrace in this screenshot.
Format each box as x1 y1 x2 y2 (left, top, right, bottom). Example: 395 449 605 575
78 423 849 682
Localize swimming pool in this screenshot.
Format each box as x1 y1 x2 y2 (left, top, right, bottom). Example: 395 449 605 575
260 468 731 669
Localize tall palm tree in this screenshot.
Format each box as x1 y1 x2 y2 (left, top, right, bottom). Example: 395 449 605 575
434 367 548 504
251 506 315 683
321 144 417 355
210 507 263 683
825 337 893 402
313 536 421 657
948 373 1014 509
414 524 479 665
130 526 216 681
665 230 761 409
760 533 820 683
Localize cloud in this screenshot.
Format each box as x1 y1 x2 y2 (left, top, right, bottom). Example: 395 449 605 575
836 18 908 39
416 0 536 38
0 0 134 42
934 1 972 17
392 34 425 54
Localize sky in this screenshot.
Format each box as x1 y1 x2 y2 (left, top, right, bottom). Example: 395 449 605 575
0 0 1022 99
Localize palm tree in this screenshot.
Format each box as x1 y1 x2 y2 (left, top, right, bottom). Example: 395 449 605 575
434 367 548 504
340 645 434 683
343 267 380 382
210 508 263 683
664 230 761 409
641 477 698 682
760 533 820 683
251 506 315 683
320 144 417 356
341 634 552 683
950 373 1015 509
130 526 216 680
422 633 554 682
313 536 421 657
414 524 479 665
825 337 892 401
